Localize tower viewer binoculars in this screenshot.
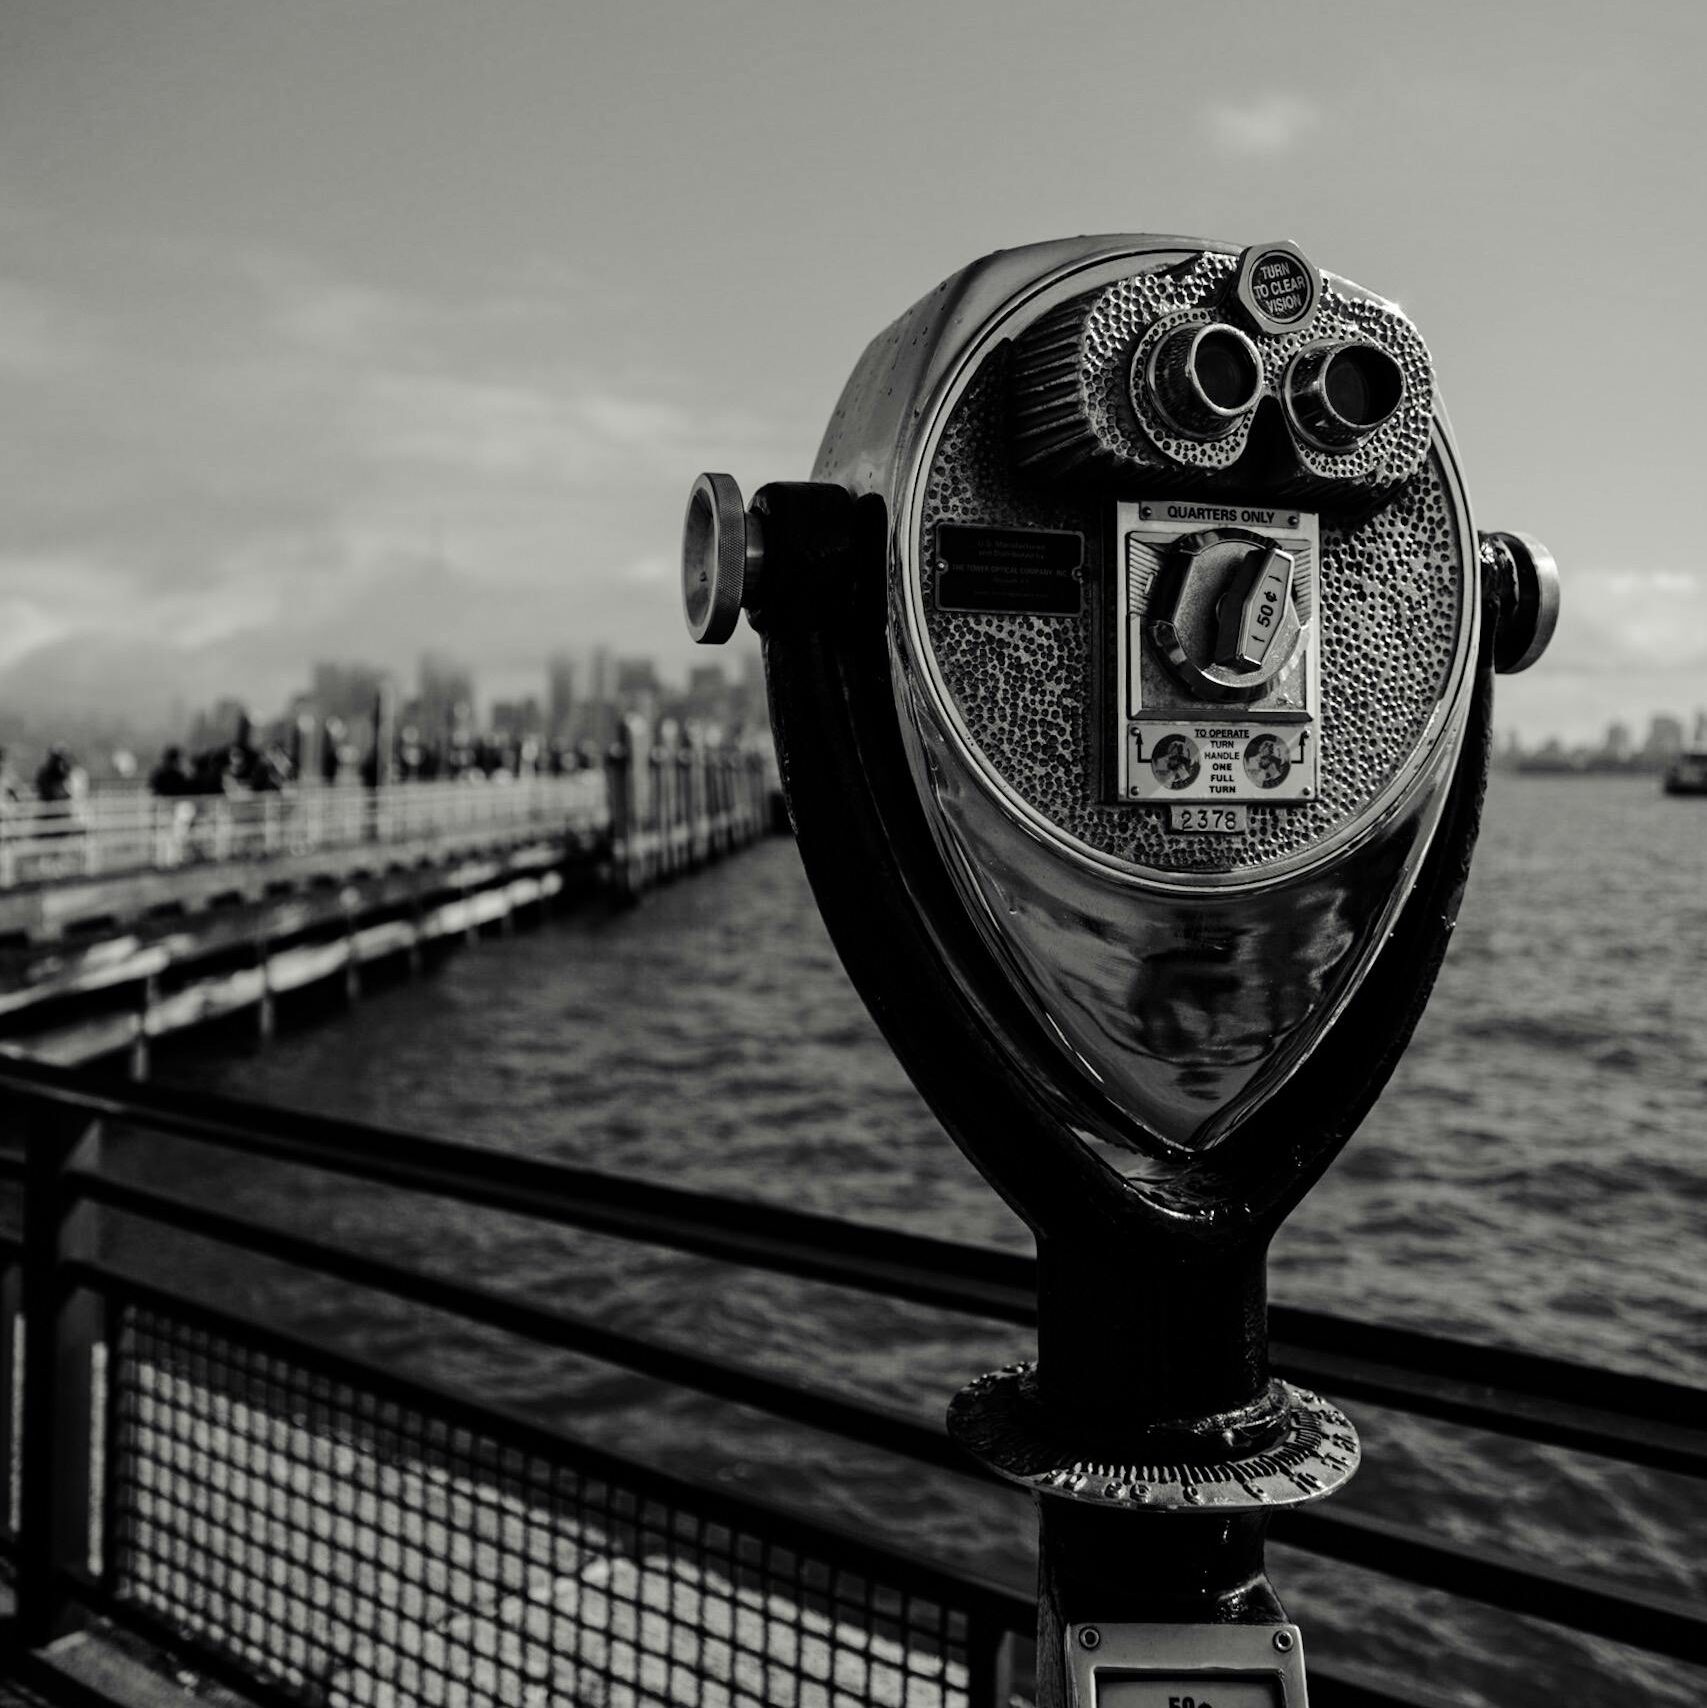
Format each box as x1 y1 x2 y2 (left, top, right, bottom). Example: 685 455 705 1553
682 234 1558 1707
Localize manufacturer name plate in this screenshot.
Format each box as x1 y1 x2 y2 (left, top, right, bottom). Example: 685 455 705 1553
1065 1624 1305 1708
935 524 1083 615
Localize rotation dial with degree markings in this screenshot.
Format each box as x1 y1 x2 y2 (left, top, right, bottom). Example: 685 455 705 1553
1149 528 1304 704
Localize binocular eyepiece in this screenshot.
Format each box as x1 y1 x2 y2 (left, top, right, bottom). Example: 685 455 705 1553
1143 320 1405 451
1283 339 1406 447
1144 322 1264 438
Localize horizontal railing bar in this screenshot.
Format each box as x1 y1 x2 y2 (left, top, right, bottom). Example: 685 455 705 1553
73 1263 1029 1626
6 1057 1705 1478
1270 1331 1707 1480
1272 1302 1707 1430
64 1182 973 1477
0 1058 1035 1319
1305 1661 1491 1708
1273 1505 1707 1667
66 1242 1707 1663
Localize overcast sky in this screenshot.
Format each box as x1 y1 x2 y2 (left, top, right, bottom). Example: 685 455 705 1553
2 0 1703 743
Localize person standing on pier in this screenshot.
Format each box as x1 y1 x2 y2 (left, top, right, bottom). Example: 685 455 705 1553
33 747 86 819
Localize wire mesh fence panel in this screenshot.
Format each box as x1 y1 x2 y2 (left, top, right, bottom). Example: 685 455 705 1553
106 1301 976 1708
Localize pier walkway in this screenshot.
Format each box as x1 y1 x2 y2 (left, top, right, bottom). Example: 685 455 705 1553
0 736 777 1068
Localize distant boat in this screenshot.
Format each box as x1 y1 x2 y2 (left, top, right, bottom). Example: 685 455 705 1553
1663 749 1707 796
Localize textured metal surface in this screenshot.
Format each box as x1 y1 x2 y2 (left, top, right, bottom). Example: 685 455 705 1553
949 1365 1359 1512
802 235 1482 1151
1010 251 1435 494
919 354 1466 875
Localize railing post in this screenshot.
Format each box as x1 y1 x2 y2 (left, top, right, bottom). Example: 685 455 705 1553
129 974 156 1082
605 734 635 901
0 1259 21 1538
255 942 276 1042
967 1620 1018 1708
687 746 704 866
344 897 363 1001
16 1103 105 1647
650 747 666 882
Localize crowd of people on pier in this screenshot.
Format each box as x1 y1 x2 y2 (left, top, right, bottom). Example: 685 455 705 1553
0 725 606 817
0 717 619 886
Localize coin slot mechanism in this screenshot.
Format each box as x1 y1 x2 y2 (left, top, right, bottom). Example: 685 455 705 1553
1111 500 1320 808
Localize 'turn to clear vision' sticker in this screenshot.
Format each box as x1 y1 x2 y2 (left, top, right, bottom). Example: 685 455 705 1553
934 524 1083 615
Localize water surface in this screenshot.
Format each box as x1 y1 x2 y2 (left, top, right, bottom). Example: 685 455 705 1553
152 774 1707 1706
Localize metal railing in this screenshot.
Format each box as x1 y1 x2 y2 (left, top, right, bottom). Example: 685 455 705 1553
0 736 778 898
605 731 778 897
0 1054 1700 1707
0 778 612 890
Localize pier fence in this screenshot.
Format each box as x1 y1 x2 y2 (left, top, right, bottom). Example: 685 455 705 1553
0 734 774 903
0 1056 1700 1706
0 778 606 891
0 737 776 1059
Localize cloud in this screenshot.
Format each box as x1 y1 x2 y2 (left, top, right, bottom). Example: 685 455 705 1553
0 243 801 742
1541 564 1707 675
1203 94 1321 158
0 593 72 672
621 554 674 587
0 280 102 376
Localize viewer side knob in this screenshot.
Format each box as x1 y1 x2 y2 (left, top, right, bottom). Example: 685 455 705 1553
683 473 765 645
1481 530 1561 674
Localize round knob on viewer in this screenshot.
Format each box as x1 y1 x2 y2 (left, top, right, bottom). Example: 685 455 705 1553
682 473 765 645
1151 529 1303 703
1481 530 1560 674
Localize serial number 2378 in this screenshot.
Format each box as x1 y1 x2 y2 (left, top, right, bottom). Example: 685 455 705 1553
1168 805 1249 834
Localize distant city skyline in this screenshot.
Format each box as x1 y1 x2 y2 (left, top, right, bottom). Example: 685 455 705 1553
1497 709 1707 772
2 626 1698 784
0 642 770 779
3 4 1705 748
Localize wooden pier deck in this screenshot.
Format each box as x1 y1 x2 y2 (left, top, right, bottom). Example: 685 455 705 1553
0 739 776 1069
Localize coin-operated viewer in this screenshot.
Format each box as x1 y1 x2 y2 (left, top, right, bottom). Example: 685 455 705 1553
681 235 1559 1708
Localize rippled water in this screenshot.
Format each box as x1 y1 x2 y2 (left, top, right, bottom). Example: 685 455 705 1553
150 773 1707 1707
